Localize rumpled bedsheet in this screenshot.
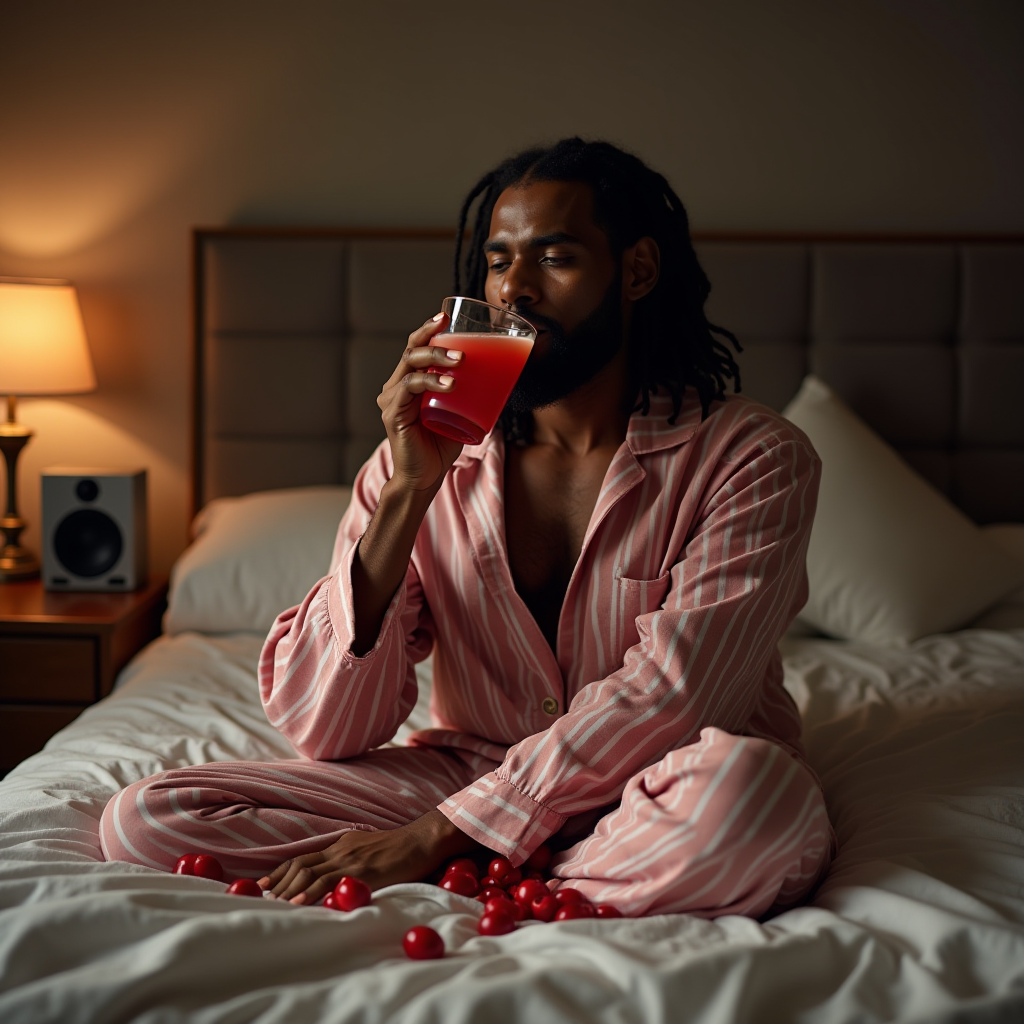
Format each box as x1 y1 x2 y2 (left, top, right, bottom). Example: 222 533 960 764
1 629 1022 1024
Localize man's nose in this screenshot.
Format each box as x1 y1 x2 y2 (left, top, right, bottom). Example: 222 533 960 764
498 259 540 309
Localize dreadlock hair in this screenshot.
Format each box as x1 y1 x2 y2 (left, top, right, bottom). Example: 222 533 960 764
452 138 741 443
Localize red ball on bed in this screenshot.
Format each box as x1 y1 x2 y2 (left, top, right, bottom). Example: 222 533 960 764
513 879 549 907
444 857 480 878
487 857 517 884
173 854 199 875
478 906 516 936
595 904 623 918
322 891 340 910
191 855 224 881
508 899 528 921
403 925 445 960
476 886 509 903
530 894 559 922
502 867 523 889
440 871 479 898
226 878 264 897
552 887 588 907
333 876 372 911
555 902 595 921
524 843 553 874
484 896 526 921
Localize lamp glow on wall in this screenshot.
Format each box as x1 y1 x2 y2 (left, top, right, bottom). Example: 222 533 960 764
0 279 97 581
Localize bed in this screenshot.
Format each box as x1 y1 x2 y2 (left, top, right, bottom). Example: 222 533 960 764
1 230 1022 1023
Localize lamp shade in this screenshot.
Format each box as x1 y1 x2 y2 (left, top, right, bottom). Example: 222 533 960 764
0 280 96 394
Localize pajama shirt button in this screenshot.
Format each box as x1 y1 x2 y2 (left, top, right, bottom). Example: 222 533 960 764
542 697 559 715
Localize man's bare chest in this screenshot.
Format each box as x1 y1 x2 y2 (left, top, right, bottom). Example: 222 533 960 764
503 445 616 650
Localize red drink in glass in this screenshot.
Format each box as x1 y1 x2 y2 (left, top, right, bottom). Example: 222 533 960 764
420 298 535 445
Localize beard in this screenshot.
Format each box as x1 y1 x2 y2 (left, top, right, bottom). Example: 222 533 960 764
503 276 624 415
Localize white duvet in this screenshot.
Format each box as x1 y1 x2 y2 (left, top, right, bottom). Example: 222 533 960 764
1 629 1023 1023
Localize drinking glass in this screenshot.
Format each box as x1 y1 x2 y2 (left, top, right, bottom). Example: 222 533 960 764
420 296 536 445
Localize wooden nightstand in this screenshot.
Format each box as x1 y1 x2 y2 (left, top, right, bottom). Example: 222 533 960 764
0 578 167 773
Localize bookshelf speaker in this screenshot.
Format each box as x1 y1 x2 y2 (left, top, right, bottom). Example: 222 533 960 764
41 468 147 591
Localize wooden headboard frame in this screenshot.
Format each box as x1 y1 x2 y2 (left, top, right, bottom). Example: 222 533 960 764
191 228 1024 523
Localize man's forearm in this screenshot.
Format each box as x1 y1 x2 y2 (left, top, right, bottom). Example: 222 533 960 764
350 479 438 656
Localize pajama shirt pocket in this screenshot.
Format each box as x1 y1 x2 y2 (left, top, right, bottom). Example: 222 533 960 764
614 571 672 648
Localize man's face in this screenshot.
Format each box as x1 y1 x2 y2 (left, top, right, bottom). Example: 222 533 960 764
483 180 625 411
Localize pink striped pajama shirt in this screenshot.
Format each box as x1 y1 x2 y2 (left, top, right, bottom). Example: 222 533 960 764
101 392 834 917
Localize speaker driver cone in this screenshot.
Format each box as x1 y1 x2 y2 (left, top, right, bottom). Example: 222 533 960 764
54 509 123 577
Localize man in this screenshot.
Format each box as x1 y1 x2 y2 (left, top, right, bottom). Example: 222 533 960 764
101 139 833 918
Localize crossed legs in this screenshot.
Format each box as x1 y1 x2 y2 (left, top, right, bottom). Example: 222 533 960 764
100 728 831 918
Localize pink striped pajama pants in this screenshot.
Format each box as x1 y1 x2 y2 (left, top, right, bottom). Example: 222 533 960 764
100 727 831 918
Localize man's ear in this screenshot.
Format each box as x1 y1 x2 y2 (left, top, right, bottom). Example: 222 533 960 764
622 237 660 301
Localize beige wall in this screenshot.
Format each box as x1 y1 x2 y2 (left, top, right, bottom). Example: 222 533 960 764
1 0 1021 576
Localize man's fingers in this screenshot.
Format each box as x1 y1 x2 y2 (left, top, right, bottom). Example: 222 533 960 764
276 863 316 900
379 350 460 407
381 313 450 389
408 311 448 348
377 371 455 416
294 873 339 907
400 371 456 395
259 860 293 891
381 345 459 396
404 346 463 371
260 867 283 888
270 863 311 898
260 822 443 907
276 862 333 902
268 863 301 897
267 854 323 897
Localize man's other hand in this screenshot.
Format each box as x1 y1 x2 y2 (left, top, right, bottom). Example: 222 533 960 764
258 809 481 905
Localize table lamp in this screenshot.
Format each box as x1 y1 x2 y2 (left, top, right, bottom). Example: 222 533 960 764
0 279 97 581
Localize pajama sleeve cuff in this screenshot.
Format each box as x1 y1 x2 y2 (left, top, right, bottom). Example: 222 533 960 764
327 535 408 663
439 772 566 865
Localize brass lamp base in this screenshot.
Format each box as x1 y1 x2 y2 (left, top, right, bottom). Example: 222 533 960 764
0 399 40 582
0 536 39 581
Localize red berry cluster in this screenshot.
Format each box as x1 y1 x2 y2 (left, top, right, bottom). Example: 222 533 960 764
174 853 263 897
173 853 375 910
173 852 445 961
174 852 225 881
319 875 446 962
174 844 624 962
439 845 623 937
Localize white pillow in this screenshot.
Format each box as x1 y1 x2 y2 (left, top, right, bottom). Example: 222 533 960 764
968 525 1024 630
781 376 1023 644
165 486 352 635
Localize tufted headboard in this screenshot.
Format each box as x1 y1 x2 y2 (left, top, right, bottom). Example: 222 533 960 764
192 228 1024 524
